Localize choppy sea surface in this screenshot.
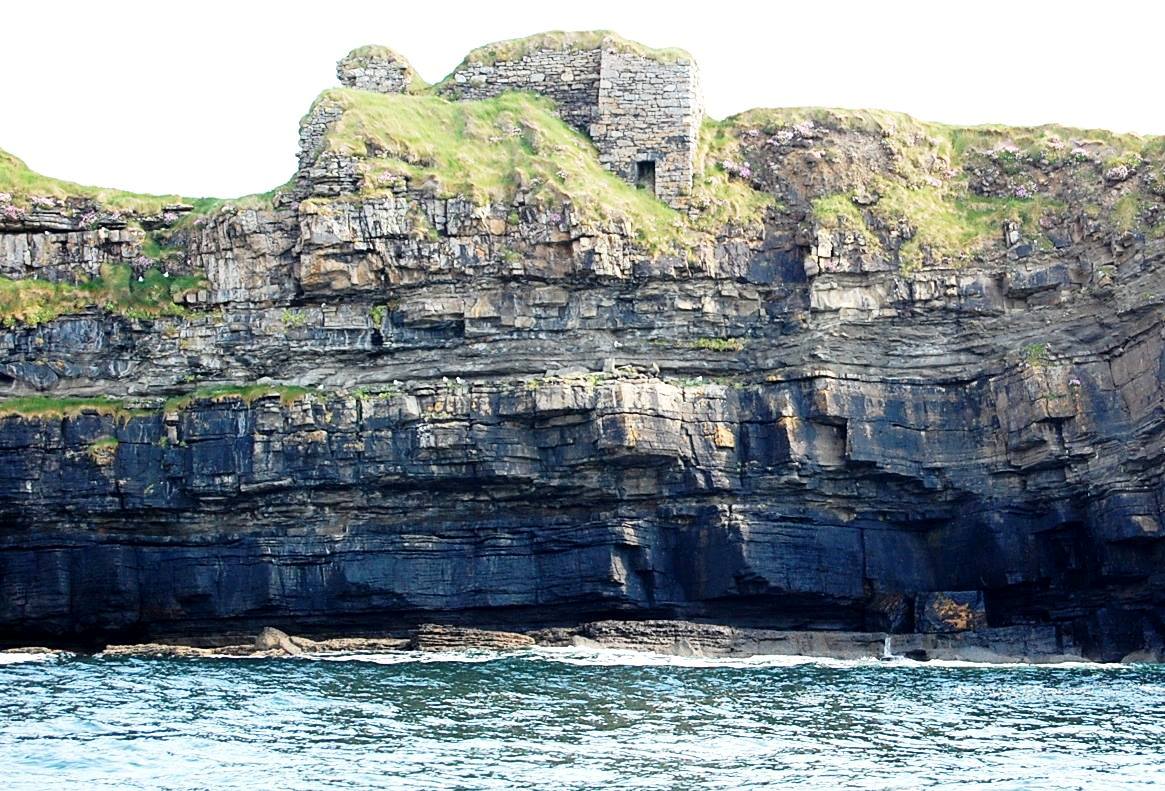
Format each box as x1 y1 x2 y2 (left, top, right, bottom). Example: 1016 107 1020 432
1 648 1163 790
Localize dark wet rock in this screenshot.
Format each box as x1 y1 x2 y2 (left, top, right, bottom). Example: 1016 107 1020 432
865 593 913 634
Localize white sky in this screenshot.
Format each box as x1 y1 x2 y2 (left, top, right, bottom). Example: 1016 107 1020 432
2 0 1161 198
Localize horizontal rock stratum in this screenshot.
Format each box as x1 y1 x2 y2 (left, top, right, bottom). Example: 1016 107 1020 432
0 31 1163 661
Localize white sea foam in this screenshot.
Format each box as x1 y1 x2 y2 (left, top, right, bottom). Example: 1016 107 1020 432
292 646 1121 670
0 652 62 665
306 649 506 666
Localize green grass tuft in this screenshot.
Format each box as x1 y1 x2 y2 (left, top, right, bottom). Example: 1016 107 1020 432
164 384 313 411
1023 342 1050 366
0 264 205 327
0 396 136 418
691 337 746 352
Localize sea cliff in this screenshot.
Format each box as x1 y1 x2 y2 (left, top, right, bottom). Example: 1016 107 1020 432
1 32 1163 661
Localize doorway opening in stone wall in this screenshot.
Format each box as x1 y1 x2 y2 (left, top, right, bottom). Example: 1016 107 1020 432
635 160 656 195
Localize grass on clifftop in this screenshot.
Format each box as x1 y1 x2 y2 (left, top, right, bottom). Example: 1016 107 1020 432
735 107 1163 270
312 89 777 252
313 89 691 249
0 265 204 327
0 148 218 214
450 30 692 70
0 148 288 222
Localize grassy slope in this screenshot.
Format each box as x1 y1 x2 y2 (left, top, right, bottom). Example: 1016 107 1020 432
310 88 773 252
731 107 1165 270
0 150 276 327
0 147 287 219
0 148 220 214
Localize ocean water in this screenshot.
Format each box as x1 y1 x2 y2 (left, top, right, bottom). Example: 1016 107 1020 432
1 649 1163 790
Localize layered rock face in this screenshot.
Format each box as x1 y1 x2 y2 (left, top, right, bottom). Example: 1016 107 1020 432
1 34 1163 659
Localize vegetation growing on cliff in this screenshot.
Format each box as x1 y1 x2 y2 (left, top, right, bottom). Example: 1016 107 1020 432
691 120 779 234
0 265 204 327
0 148 215 215
731 107 1164 272
0 147 289 228
310 89 692 250
86 435 120 464
449 30 692 70
164 384 314 410
0 396 140 418
309 89 777 253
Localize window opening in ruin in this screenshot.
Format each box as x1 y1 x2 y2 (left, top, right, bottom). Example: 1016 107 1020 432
635 160 656 194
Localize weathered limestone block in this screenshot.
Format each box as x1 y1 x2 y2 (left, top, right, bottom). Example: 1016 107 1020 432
407 624 535 651
915 591 988 633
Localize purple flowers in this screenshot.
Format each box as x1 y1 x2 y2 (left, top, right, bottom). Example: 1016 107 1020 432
721 159 752 180
1014 186 1029 199
768 130 794 146
549 212 562 223
0 192 24 221
1068 377 1082 387
80 211 98 228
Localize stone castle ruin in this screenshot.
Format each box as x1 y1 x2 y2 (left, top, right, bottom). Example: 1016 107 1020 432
336 33 703 208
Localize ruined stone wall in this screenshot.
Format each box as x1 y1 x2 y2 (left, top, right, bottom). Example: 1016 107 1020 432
294 102 360 198
437 44 702 207
439 48 604 135
593 50 701 207
336 48 415 94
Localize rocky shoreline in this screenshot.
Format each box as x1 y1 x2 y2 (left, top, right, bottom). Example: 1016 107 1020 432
7 620 1160 664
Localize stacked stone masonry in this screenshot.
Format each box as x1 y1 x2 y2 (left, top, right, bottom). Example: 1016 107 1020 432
592 48 701 209
336 47 416 94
